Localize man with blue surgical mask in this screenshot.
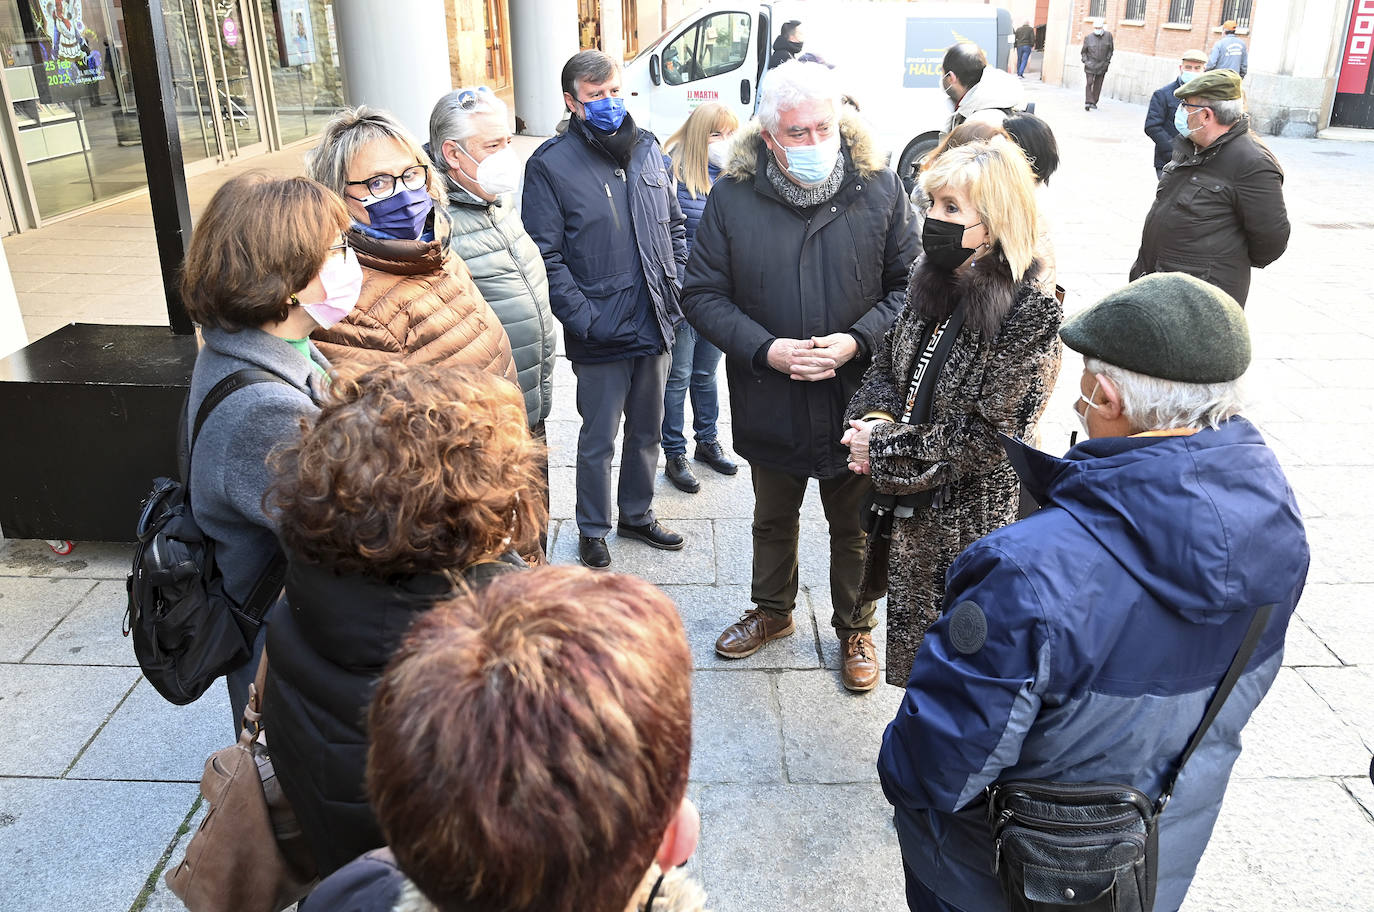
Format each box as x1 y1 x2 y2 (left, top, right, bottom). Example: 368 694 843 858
522 50 689 571
681 60 920 693
1144 49 1207 180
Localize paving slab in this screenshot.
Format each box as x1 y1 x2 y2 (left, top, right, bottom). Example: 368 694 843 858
140 799 212 912
1260 421 1374 466
24 580 136 666
1279 615 1341 667
694 783 905 912
1230 667 1369 780
548 518 715 585
0 577 96 661
658 584 821 671
0 539 129 580
1301 518 1374 585
1181 778 1374 911
0 777 197 912
0 663 139 776
811 589 890 671
69 678 233 782
1296 583 1374 667
1297 665 1374 755
1280 464 1374 520
648 462 756 521
690 670 784 785
776 671 903 784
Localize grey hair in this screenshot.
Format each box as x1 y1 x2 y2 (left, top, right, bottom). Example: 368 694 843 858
1085 358 1245 431
757 60 842 133
1208 97 1244 125
561 49 619 98
306 105 444 203
429 89 510 160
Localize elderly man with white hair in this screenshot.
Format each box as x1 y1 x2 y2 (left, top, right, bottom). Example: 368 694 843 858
681 60 919 691
429 86 557 544
879 273 1309 912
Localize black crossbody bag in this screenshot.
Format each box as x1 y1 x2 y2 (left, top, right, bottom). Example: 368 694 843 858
985 603 1273 912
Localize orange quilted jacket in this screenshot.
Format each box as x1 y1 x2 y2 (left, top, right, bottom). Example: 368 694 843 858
312 212 517 384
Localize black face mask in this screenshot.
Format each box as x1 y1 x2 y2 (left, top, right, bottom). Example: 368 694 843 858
783 38 803 54
922 216 981 271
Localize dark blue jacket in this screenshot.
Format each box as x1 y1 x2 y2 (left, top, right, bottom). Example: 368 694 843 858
1145 77 1184 175
522 116 687 363
879 419 1308 912
665 155 721 252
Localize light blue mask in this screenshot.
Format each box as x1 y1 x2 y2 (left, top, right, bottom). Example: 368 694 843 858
1174 103 1197 137
780 134 841 185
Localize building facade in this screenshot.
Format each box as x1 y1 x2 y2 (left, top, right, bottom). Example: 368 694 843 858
1044 0 1374 136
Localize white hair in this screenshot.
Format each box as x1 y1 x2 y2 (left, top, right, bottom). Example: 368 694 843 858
1208 97 1244 125
429 88 510 157
757 60 842 133
1085 357 1245 432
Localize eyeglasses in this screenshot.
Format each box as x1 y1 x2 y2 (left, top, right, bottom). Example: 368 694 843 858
1180 102 1213 113
455 85 496 110
326 233 350 259
344 162 429 202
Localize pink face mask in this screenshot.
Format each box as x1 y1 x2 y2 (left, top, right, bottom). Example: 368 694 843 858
302 246 362 329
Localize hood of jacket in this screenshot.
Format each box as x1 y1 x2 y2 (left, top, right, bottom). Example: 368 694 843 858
349 204 453 277
724 111 885 182
1002 418 1308 625
955 66 1024 117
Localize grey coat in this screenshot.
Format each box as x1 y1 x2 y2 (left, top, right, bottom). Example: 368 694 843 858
442 176 556 427
188 328 328 605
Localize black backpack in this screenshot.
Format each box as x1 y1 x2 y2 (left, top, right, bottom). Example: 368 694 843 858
124 369 292 705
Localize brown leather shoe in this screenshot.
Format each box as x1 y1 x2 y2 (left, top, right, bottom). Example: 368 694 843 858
715 609 795 659
841 633 879 692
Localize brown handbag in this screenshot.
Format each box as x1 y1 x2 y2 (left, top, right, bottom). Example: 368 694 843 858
166 653 318 912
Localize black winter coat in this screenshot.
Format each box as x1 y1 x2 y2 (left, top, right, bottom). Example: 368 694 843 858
681 115 920 479
1144 77 1184 175
263 554 523 876
522 115 688 363
1130 115 1289 307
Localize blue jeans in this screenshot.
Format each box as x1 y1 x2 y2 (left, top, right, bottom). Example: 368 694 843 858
661 323 722 458
1016 44 1032 76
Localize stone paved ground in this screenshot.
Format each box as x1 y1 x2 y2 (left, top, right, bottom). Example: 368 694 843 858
2 78 1373 910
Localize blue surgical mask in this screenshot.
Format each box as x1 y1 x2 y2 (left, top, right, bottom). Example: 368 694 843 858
582 96 627 132
363 186 433 240
779 134 841 185
1174 103 1197 138
1179 69 1199 85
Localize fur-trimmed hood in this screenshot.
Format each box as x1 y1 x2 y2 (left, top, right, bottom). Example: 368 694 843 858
391 864 709 912
906 252 1043 337
723 111 885 182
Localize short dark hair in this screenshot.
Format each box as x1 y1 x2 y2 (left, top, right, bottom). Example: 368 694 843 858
1002 113 1060 185
561 48 619 99
367 568 693 912
942 42 987 88
780 19 802 40
181 173 348 330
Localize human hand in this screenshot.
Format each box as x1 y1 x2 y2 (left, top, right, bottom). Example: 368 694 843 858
842 418 885 474
767 337 838 381
811 332 859 369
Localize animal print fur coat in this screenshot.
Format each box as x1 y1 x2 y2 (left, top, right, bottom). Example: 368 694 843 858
846 252 1062 684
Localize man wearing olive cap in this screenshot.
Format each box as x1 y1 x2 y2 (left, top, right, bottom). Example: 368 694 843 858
1130 69 1288 307
879 272 1309 912
1144 49 1207 179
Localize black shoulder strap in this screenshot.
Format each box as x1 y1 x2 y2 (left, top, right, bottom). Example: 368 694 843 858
1158 603 1274 813
190 368 293 459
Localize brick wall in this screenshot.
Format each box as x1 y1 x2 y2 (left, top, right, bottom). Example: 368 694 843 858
1069 0 1250 61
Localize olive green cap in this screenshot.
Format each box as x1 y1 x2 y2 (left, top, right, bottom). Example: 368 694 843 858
1174 69 1242 100
1059 273 1251 383
1181 48 1207 63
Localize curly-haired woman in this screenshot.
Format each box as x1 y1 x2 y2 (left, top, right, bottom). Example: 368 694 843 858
262 360 546 877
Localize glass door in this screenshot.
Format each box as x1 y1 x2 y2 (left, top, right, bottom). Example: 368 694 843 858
198 0 265 157
163 0 221 163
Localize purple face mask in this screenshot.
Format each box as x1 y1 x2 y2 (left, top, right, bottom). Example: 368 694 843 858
363 186 433 240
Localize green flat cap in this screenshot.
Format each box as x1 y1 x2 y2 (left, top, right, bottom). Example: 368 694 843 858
1175 69 1242 100
1059 273 1250 383
1181 48 1207 63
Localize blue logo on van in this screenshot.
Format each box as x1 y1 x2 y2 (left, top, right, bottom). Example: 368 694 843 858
904 19 998 88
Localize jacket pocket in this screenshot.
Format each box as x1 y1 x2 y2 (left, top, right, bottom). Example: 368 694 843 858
1176 178 1231 219
583 270 642 346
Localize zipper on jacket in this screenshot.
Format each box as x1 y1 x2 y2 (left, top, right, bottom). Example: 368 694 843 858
604 182 624 233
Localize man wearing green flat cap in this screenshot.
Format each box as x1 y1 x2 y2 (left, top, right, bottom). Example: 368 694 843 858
1130 69 1289 307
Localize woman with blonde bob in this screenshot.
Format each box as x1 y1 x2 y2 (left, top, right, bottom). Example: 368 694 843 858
843 136 1062 684
261 360 545 877
659 102 742 492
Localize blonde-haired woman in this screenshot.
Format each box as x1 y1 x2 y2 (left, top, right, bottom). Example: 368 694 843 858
843 136 1062 685
660 102 742 491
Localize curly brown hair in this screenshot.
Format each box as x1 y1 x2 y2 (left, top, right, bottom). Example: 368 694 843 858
268 362 545 578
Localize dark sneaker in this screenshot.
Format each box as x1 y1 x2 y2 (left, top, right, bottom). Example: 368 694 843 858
616 520 685 550
666 455 701 493
578 535 611 569
715 609 796 658
694 440 738 476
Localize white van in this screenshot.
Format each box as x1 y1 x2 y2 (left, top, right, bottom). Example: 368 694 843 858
621 1 1012 190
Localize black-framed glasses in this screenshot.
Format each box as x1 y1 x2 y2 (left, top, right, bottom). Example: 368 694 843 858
344 162 429 202
1180 102 1213 112
455 85 495 110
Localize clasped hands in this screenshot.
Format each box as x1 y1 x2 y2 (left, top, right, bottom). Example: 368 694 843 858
766 333 858 382
841 418 888 476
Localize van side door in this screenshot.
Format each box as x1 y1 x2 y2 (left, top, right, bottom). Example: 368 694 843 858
655 10 758 134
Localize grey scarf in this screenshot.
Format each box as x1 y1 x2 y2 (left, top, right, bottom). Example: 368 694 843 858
766 152 845 209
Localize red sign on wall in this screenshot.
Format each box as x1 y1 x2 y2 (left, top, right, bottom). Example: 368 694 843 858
1338 0 1374 95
